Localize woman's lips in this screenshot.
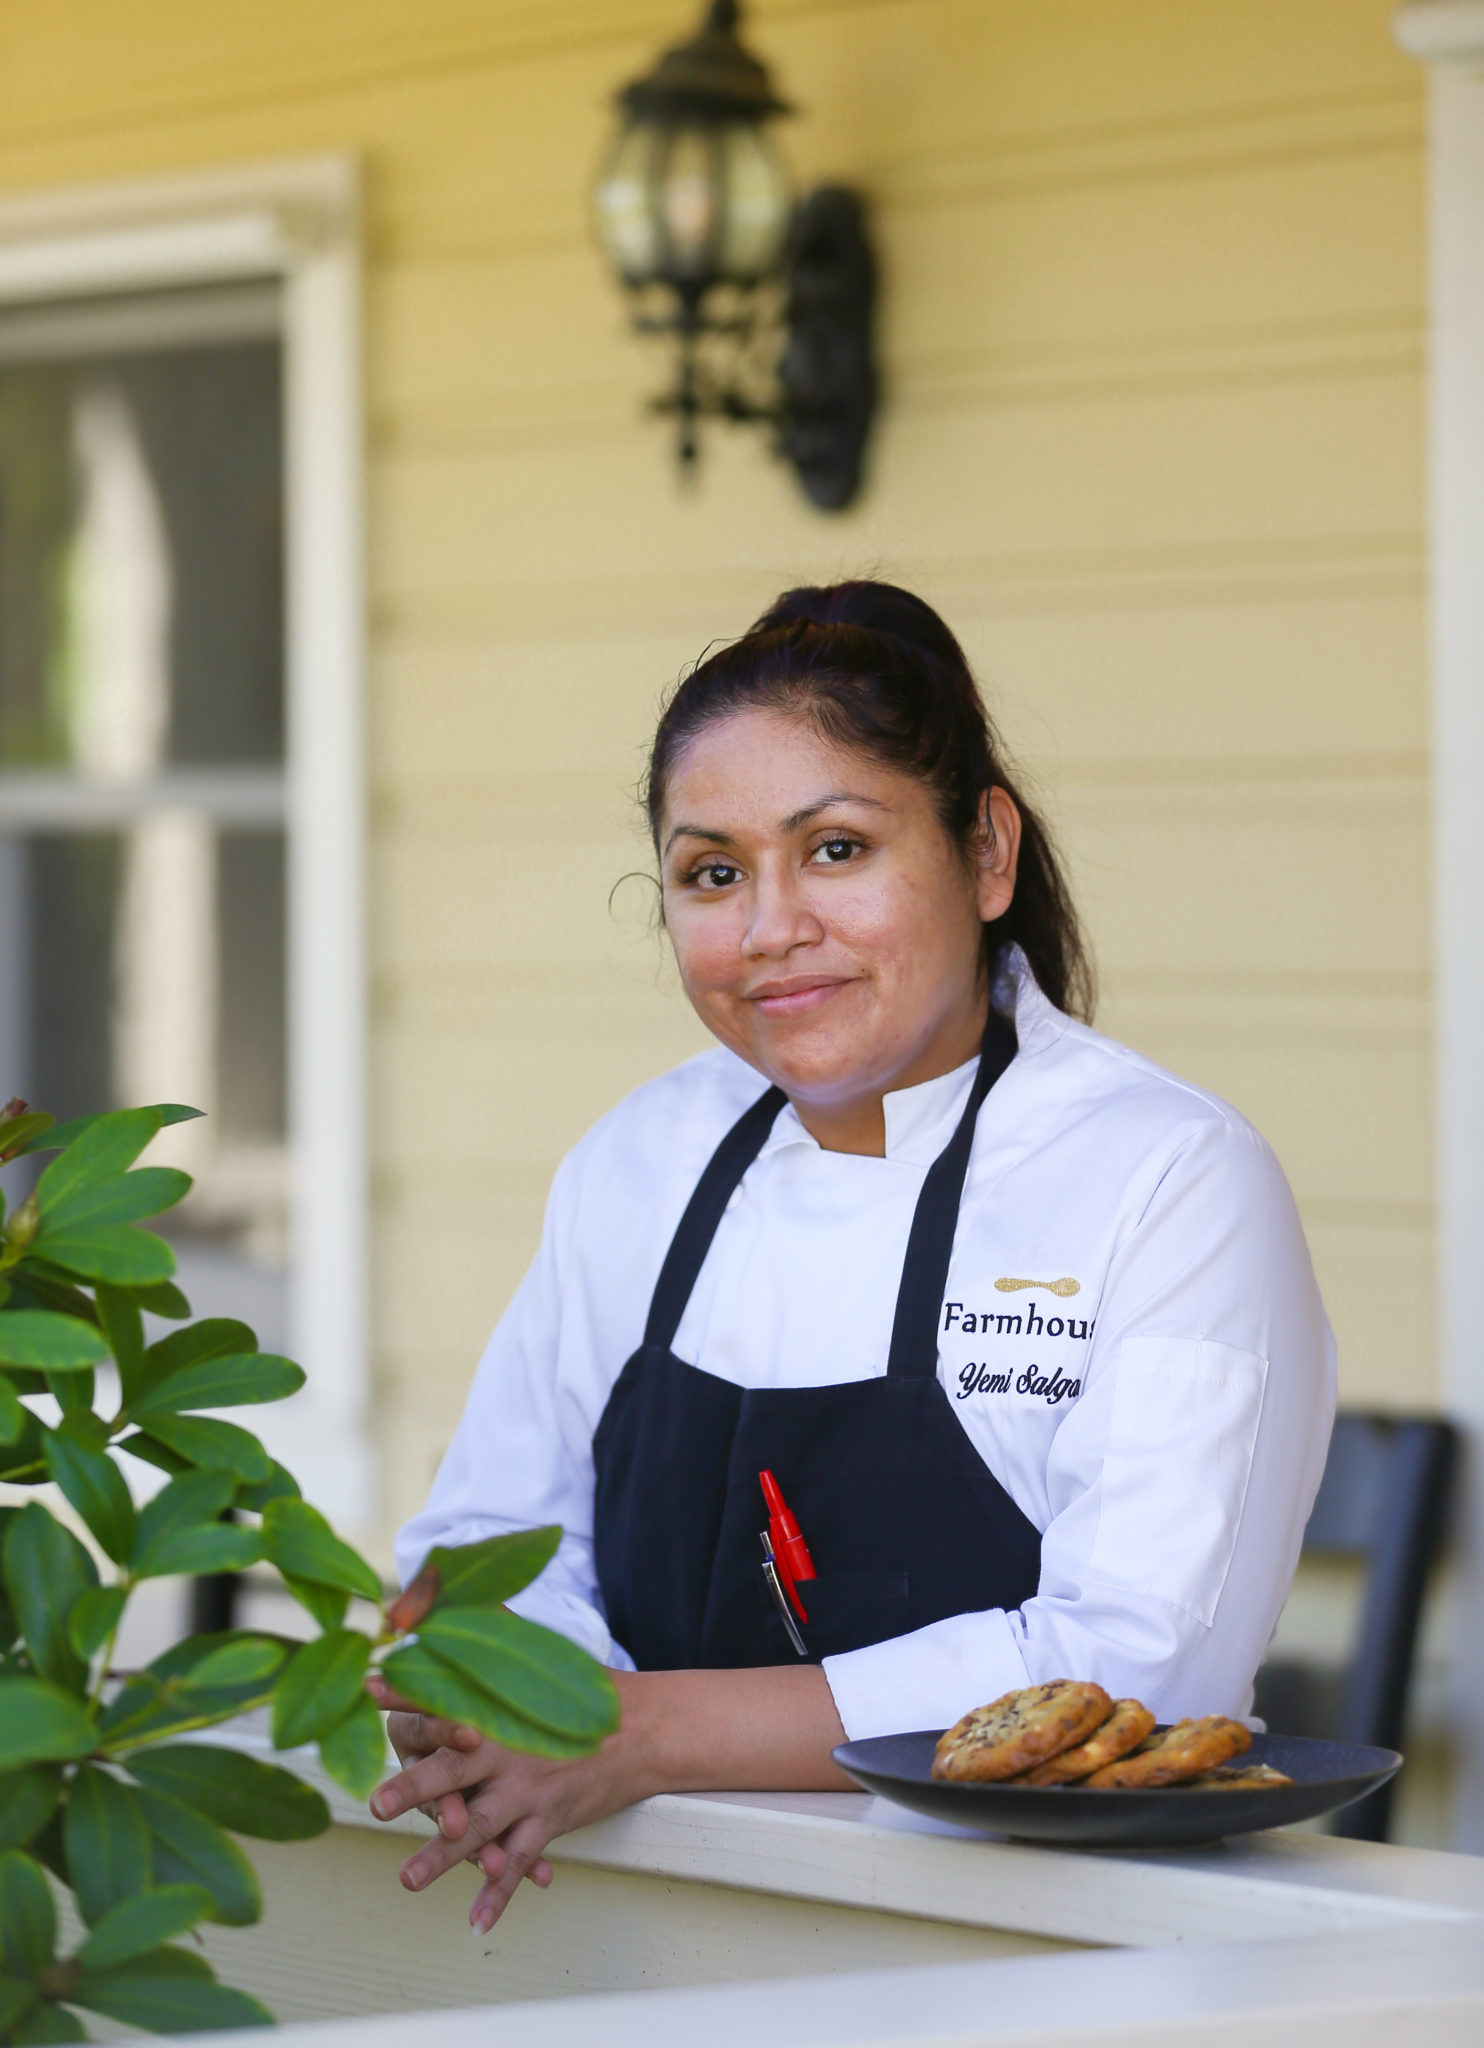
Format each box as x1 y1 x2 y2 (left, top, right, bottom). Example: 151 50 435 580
746 977 853 1018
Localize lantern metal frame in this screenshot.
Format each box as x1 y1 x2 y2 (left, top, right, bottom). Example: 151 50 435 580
595 0 877 511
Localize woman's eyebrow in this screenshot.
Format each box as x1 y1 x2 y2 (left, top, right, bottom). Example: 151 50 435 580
663 793 889 856
663 823 736 856
778 792 890 832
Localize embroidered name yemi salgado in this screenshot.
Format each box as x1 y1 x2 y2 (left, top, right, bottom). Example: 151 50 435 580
942 1293 1093 1406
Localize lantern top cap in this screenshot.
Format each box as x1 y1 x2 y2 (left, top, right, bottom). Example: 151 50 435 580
617 0 792 126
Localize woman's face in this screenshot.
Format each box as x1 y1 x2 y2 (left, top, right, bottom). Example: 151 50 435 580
659 707 1020 1131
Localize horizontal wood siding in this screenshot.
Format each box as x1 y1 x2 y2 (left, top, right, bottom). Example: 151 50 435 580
0 0 1428 1550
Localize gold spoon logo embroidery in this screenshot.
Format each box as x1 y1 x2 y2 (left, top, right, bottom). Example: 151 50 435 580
995 1277 1080 1297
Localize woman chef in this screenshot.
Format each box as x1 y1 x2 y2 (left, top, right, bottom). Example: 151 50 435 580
370 580 1335 1931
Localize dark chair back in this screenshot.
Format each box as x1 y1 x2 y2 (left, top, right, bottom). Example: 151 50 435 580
1254 1410 1456 1842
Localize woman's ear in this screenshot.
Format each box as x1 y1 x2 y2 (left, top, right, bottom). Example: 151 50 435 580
974 787 1021 924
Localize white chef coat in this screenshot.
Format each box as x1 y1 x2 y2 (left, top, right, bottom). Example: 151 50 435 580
396 948 1336 1740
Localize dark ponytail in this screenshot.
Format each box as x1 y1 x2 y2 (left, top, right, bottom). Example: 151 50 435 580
643 579 1094 1022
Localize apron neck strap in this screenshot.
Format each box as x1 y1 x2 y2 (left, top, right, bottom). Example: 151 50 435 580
885 1008 1018 1380
643 1082 787 1351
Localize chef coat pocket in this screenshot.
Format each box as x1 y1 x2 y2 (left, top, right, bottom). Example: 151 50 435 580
1089 1337 1268 1628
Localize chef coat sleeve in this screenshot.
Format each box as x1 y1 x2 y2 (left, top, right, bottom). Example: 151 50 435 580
393 1142 637 1673
821 1111 1336 1741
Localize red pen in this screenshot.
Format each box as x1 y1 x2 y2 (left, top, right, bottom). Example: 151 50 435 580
760 1469 816 1622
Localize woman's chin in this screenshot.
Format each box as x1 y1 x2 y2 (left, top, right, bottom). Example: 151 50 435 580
744 1026 884 1104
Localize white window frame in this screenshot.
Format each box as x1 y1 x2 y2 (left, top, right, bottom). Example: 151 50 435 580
0 155 371 1531
1394 2 1484 1851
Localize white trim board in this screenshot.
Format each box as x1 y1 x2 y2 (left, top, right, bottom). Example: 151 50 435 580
149 1731 1484 2048
1393 5 1484 1852
0 156 372 1531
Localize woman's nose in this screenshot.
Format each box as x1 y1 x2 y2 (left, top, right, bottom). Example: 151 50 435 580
742 872 823 958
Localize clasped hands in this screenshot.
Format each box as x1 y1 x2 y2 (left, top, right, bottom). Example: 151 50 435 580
364 1669 645 1935
366 1660 849 1933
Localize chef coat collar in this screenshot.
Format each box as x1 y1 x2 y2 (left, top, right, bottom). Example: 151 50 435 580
752 946 1066 1168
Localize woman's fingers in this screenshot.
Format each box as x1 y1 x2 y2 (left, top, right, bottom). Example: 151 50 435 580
382 1706 483 1766
434 1791 471 1838
366 1672 420 1713
373 1738 500 1825
396 1777 524 1892
474 1844 553 1889
468 1817 556 1934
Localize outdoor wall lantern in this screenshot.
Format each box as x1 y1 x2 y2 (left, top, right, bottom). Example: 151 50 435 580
592 0 876 510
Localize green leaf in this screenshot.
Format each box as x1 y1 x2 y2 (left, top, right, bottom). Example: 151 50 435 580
379 1643 596 1759
76 1885 214 1970
29 1222 175 1287
34 1109 163 1208
318 1693 387 1800
135 1785 261 1926
259 1500 380 1601
136 1414 271 1484
421 1526 563 1611
272 1629 371 1750
44 1430 137 1565
128 1352 304 1419
0 1681 97 1771
0 1377 24 1446
0 1111 54 1160
0 1314 107 1372
0 1851 55 1977
279 1575 348 1631
137 1319 257 1400
235 1460 301 1513
97 1633 285 1749
63 1764 150 1926
0 1770 60 1851
74 1955 273 2034
22 1104 200 1162
125 1744 328 1842
117 1434 191 1481
67 1587 126 1661
11 1999 87 2043
126 1279 191 1321
418 1606 618 1741
0 1411 46 1487
43 1169 190 1236
181 1639 286 1691
129 1470 235 1576
133 1520 262 1582
93 1286 144 1392
0 1272 96 1327
3 1505 97 1690
27 1808 66 1886
45 1366 93 1422
0 1978 37 2034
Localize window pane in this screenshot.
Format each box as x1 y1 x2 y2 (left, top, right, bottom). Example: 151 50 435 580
0 326 283 772
0 820 288 1285
218 829 287 1142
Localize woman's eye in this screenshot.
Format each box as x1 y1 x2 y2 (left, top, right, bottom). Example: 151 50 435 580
811 836 860 865
690 861 740 890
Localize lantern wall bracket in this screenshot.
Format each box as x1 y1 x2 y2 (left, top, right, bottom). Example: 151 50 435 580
639 186 876 510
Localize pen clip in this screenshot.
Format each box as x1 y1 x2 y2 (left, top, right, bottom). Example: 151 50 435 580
760 1530 808 1657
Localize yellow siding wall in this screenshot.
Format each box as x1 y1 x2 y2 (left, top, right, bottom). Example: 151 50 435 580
0 1 1429 1551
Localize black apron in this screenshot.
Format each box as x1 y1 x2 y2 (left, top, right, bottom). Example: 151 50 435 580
591 1012 1043 1670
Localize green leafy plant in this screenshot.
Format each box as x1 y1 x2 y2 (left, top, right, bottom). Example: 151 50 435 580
0 1099 617 2041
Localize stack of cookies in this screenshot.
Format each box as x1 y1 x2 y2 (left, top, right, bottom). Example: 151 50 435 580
931 1680 1291 1790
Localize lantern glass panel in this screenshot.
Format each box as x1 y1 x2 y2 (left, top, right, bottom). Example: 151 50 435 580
717 125 792 279
594 122 664 282
658 127 724 278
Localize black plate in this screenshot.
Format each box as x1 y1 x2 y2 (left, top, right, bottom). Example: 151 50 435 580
832 1730 1402 1848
